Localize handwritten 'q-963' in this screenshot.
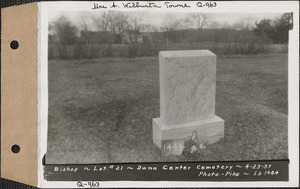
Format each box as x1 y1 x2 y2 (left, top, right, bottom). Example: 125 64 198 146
91 1 217 10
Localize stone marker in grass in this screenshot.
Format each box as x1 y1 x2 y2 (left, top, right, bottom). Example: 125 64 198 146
153 50 224 150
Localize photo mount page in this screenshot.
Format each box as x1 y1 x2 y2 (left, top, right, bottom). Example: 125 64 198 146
35 1 299 188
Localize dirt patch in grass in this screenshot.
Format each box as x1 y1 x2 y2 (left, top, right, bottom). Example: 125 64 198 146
46 54 288 164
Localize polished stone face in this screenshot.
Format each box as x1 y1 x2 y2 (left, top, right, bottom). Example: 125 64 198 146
159 50 216 125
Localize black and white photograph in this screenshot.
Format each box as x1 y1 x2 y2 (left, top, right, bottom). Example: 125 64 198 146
1 1 299 188
36 1 299 187
46 8 291 164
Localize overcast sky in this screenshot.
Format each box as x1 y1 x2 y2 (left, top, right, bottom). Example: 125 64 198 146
49 11 282 31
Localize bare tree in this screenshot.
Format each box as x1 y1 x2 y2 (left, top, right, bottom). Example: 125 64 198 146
108 11 127 43
178 17 193 42
161 14 181 43
78 13 91 32
191 13 210 41
125 11 147 43
91 11 117 57
92 11 113 32
208 21 233 42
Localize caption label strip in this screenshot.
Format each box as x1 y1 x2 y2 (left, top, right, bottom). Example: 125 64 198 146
44 160 288 181
91 1 218 10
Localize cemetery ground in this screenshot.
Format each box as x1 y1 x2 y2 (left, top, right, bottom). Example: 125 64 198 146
46 53 288 164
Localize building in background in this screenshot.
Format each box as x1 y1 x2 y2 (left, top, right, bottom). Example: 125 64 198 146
122 30 143 44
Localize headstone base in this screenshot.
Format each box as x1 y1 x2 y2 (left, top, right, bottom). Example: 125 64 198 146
153 116 224 149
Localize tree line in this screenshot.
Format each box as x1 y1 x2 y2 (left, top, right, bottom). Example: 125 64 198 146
49 12 291 59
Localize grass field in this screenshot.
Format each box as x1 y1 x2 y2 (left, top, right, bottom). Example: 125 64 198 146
46 53 288 164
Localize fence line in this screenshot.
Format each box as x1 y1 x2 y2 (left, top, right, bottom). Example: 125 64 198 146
48 42 288 60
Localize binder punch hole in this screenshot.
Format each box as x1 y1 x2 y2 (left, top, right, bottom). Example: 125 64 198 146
11 144 20 153
10 40 19 50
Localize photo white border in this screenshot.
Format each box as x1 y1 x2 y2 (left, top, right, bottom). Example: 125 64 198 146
38 1 299 188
